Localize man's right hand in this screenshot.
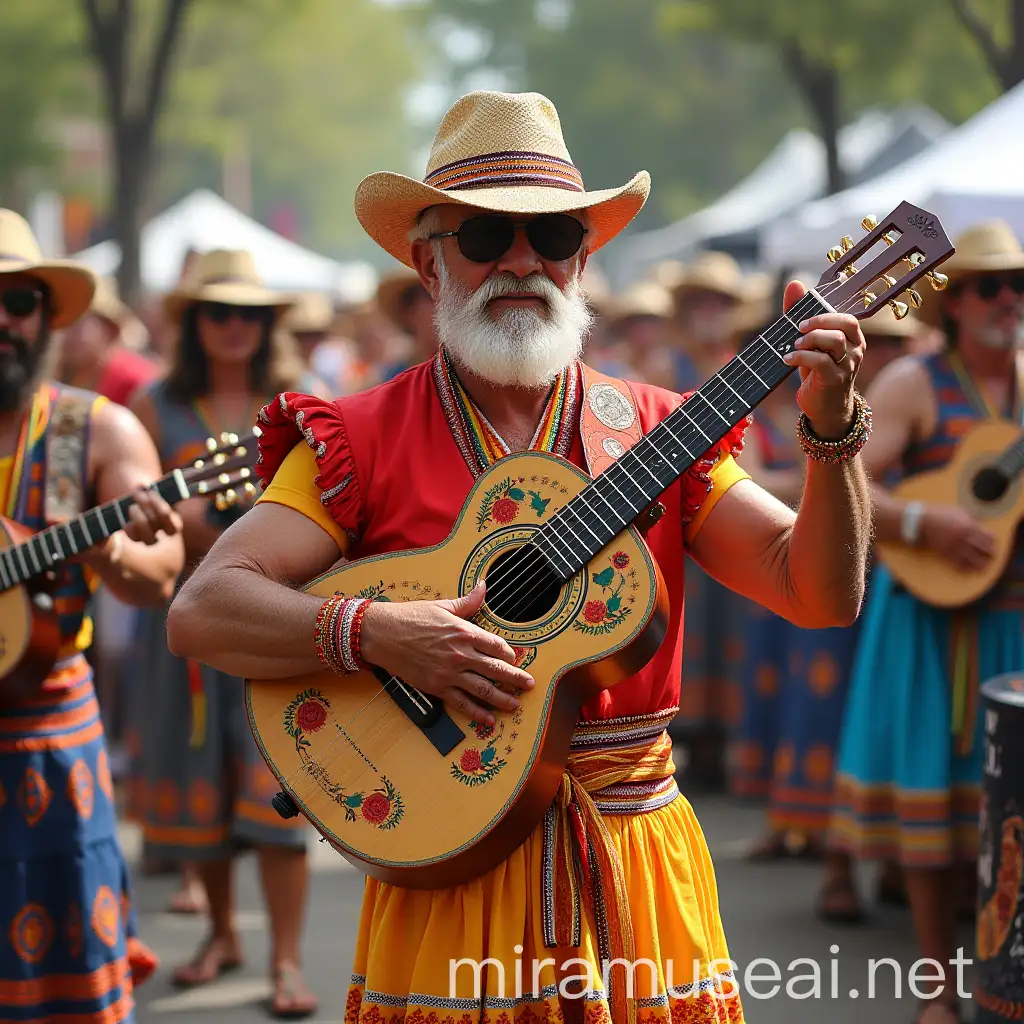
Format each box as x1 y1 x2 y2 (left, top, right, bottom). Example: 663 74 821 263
920 504 997 571
358 581 535 725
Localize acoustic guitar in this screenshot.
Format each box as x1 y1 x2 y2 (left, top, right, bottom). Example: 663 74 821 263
875 418 1024 608
246 202 954 889
0 430 259 706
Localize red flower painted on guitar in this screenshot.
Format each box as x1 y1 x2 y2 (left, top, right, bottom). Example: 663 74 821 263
583 600 607 624
612 551 630 570
296 700 327 733
470 720 495 740
491 497 520 524
452 723 508 786
360 792 392 824
575 554 634 636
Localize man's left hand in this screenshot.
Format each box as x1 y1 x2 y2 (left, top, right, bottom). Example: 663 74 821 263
781 280 865 439
78 486 183 569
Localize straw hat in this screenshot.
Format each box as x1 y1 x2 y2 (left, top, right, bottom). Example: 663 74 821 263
282 291 335 334
671 250 746 305
728 271 774 335
916 220 1024 327
163 249 293 320
607 280 674 328
0 209 96 328
375 268 429 330
354 90 650 268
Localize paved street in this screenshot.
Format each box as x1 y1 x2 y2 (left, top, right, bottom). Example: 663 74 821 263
125 796 977 1024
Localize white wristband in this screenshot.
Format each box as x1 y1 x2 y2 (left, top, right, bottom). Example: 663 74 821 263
900 501 925 546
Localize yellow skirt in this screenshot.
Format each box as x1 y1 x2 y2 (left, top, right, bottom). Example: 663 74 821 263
343 793 745 1024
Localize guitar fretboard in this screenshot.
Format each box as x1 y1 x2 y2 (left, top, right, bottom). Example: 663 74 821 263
0 470 189 593
530 288 831 577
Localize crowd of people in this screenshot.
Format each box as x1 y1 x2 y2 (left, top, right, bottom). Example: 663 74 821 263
2 86 1023 1024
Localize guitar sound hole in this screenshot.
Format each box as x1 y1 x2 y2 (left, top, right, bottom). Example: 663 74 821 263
973 466 1009 502
484 545 563 623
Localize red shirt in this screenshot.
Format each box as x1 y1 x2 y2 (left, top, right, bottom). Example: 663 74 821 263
96 349 161 407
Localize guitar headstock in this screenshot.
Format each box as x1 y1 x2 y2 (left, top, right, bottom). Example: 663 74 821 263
815 201 954 321
182 427 261 507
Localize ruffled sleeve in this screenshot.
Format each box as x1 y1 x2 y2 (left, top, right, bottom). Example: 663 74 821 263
255 392 363 542
677 390 751 527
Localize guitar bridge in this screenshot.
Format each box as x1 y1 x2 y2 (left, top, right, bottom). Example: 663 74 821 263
373 667 465 755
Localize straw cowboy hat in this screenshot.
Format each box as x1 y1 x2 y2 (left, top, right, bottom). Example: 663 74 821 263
671 250 746 305
0 209 96 328
727 271 775 335
163 249 293 320
375 268 429 330
607 279 674 329
282 291 335 334
917 219 1024 327
89 275 149 350
354 90 650 268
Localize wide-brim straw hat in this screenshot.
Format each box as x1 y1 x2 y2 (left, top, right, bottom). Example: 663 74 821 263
728 271 774 335
90 275 149 350
282 291 335 334
607 279 674 329
354 90 650 268
375 268 429 330
163 249 293 320
917 219 1024 327
671 250 746 305
0 209 96 328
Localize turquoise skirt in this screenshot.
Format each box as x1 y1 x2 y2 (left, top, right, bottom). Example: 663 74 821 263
830 564 1024 867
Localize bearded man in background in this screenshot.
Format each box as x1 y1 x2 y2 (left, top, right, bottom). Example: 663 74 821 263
166 91 871 1024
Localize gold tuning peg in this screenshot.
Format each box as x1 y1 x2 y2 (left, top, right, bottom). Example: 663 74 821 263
243 481 257 498
239 466 251 479
218 472 230 485
213 452 227 465
906 288 923 309
826 246 844 263
225 488 238 506
192 457 205 471
882 232 896 246
215 492 226 511
840 263 858 280
197 481 209 494
880 274 897 288
227 432 238 444
861 215 878 231
889 300 910 320
841 235 855 252
927 271 948 291
205 437 218 452
861 291 876 309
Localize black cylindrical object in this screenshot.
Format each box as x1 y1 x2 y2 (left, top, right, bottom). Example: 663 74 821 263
975 673 1024 1021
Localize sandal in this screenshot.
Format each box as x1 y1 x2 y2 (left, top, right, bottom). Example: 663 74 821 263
269 963 319 1020
816 874 865 925
171 934 244 988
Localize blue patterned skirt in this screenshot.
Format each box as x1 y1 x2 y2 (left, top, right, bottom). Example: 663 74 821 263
830 564 1024 867
0 662 140 1022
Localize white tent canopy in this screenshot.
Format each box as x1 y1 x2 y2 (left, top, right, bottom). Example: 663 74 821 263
73 189 377 303
761 82 1024 270
609 105 949 286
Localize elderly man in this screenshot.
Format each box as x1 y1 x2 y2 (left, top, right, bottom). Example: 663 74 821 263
0 210 185 1021
831 220 1024 1024
167 91 871 1024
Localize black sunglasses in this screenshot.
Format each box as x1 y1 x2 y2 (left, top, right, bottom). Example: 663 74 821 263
199 301 268 323
0 288 43 319
428 213 588 264
972 273 1024 300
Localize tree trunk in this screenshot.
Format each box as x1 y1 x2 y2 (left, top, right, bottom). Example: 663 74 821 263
113 125 148 305
782 41 844 195
950 0 1024 90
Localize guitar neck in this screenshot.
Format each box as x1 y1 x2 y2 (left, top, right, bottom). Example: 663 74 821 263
995 430 1024 480
0 469 189 593
531 288 832 578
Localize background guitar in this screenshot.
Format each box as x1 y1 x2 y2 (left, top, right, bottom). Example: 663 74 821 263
247 202 955 889
876 419 1024 608
0 429 260 704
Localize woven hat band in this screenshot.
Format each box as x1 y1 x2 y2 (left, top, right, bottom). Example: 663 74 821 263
424 150 585 193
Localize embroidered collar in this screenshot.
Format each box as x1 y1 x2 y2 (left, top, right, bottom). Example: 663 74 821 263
432 345 580 478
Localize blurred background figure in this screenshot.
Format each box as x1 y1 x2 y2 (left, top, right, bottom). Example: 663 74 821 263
375 267 438 378
605 277 676 386
281 291 345 396
127 249 318 1017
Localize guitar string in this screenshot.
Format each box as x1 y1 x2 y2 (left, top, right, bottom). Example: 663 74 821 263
278 279 872 797
279 280 870 799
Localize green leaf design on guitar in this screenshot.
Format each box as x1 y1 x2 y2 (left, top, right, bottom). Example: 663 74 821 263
575 551 633 637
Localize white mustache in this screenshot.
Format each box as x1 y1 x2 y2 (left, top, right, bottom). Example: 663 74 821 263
465 271 563 315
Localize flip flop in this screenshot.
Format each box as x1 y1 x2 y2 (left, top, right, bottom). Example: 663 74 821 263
171 936 244 989
269 964 319 1020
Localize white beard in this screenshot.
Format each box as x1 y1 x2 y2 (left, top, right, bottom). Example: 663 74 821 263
433 260 593 387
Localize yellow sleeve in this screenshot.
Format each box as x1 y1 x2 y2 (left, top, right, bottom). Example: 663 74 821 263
683 452 749 546
256 442 350 551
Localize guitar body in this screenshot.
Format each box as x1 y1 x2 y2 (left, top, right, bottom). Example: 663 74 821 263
0 517 62 708
246 450 668 889
875 420 1024 608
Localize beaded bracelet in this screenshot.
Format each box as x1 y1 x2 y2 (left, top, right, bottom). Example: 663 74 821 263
337 597 371 673
797 392 873 464
314 593 347 674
